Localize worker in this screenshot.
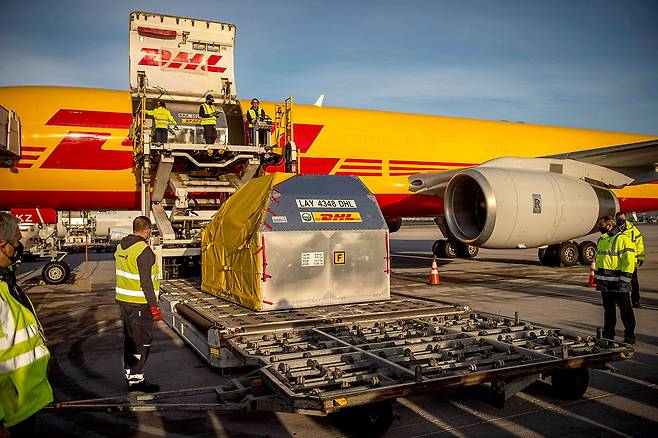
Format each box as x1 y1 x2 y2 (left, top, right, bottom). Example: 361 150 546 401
616 211 645 308
199 94 218 144
246 98 268 146
145 101 177 145
594 216 636 344
115 216 162 393
0 212 53 437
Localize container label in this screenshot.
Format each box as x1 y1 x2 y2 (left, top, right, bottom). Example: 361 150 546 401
296 199 357 209
300 212 314 222
301 252 325 267
271 215 288 223
313 212 362 222
334 251 346 264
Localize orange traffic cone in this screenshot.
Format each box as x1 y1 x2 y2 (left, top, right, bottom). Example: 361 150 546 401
587 261 596 288
429 258 440 285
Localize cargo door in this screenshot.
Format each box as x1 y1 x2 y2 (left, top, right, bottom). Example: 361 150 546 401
0 105 21 167
129 11 236 99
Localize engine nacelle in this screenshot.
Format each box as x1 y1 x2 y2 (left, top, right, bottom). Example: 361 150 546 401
444 168 618 248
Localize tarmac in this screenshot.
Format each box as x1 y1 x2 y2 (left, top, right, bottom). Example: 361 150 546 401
15 223 657 437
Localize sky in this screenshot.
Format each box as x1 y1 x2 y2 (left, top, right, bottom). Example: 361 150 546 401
1 0 657 134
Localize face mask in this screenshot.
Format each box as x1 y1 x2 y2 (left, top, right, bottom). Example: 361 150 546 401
2 241 23 265
616 219 627 231
10 241 24 263
598 226 609 234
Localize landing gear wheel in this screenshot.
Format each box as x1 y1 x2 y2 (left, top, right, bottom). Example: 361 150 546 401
432 239 445 258
42 261 70 285
442 239 459 258
540 244 561 266
457 243 479 258
578 241 597 265
340 401 394 438
551 367 589 400
558 242 579 267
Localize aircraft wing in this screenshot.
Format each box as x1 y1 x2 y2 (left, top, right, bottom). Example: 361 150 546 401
544 138 658 168
409 138 658 195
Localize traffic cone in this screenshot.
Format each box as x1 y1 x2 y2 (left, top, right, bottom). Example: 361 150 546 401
429 258 440 285
587 261 596 288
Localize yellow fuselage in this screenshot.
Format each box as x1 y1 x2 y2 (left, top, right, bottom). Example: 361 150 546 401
1 86 657 217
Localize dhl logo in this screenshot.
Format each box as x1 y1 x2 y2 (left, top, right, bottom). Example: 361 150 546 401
138 48 227 73
17 109 134 171
313 212 362 222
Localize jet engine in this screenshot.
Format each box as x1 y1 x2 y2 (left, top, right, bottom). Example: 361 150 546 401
444 167 618 248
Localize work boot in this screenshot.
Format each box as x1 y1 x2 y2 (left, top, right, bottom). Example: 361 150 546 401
623 337 636 345
128 380 160 393
632 302 642 308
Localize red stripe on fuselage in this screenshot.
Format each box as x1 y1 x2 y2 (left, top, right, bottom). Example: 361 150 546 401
339 165 384 170
390 160 477 167
376 193 444 217
0 190 140 210
46 109 133 129
300 157 339 174
344 158 382 163
40 132 133 170
618 197 658 213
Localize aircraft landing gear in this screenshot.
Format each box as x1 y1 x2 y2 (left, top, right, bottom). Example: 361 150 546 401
539 240 596 267
432 239 478 259
42 260 71 285
431 216 479 259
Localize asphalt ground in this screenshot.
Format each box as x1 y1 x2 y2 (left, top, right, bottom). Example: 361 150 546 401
14 224 657 437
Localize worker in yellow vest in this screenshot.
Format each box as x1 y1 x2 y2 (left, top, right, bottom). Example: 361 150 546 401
199 94 218 144
0 212 53 437
246 98 267 146
115 216 162 393
615 211 646 308
145 101 177 145
595 216 636 344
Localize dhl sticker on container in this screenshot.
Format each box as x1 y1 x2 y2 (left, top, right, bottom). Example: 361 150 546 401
313 212 362 222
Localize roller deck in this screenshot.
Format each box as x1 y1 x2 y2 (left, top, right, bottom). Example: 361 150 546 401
150 279 633 413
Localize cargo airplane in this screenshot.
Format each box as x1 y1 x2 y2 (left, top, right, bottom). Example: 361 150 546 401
1 85 657 266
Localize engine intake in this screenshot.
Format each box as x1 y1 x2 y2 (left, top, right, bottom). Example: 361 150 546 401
444 168 618 248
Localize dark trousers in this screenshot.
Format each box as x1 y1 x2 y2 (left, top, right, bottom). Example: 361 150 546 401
154 127 168 144
601 291 635 341
249 127 267 146
631 268 640 304
119 302 153 383
8 414 36 438
203 125 217 144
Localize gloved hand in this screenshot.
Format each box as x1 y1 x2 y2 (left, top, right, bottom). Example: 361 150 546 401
638 259 644 267
148 306 163 321
174 125 179 131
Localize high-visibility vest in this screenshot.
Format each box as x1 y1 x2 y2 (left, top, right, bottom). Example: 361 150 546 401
146 107 176 129
595 231 636 292
115 241 160 304
247 107 265 128
201 104 217 125
0 280 53 427
623 220 645 263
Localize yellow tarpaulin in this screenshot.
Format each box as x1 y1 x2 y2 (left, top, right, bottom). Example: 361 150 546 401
201 173 294 310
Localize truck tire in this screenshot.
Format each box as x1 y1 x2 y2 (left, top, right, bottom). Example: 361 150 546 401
42 261 70 285
551 367 589 400
578 241 597 265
